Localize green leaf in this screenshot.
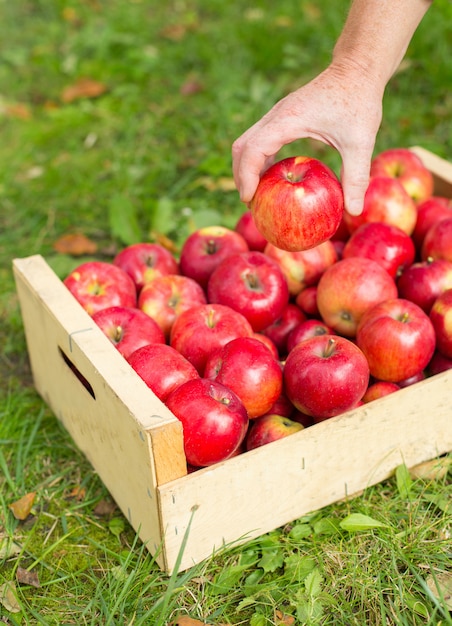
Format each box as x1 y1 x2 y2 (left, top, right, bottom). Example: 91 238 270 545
312 517 341 536
149 196 177 235
192 208 224 230
284 555 317 582
424 493 452 514
288 523 312 541
396 463 413 498
250 613 267 626
258 547 285 573
304 568 323 597
108 193 142 245
211 563 247 594
339 513 390 532
108 517 125 539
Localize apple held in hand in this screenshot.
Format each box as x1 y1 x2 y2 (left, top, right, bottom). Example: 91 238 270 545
250 156 344 252
170 303 253 374
429 288 452 358
204 336 283 419
92 305 165 359
316 257 398 337
179 225 249 289
369 147 434 203
138 274 207 338
207 251 289 332
245 414 303 451
283 335 370 420
127 343 199 401
165 378 249 467
356 298 436 382
396 258 452 314
342 222 415 279
264 240 337 297
63 261 137 315
343 176 417 236
113 242 179 292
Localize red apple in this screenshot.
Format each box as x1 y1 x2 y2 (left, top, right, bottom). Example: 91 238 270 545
342 222 415 279
127 343 199 401
63 261 137 315
204 336 283 418
113 242 179 292
421 217 452 263
286 319 333 353
284 335 370 420
179 225 249 289
295 286 320 318
397 371 426 388
260 303 306 357
427 350 452 376
165 378 249 467
207 251 289 332
251 332 280 359
169 303 253 374
429 288 452 358
245 414 303 451
396 258 452 314
370 147 434 203
316 257 398 337
264 240 337 297
412 196 452 251
234 209 268 251
92 305 165 358
356 298 436 382
362 381 400 403
250 156 344 252
263 392 295 418
138 274 207 338
343 176 417 236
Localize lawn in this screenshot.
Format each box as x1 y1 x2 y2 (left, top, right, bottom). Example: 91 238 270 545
1 1 452 624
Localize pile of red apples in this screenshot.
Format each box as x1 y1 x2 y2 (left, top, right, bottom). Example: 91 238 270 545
63 148 452 470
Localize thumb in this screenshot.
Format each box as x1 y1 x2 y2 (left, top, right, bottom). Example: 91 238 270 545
340 151 372 217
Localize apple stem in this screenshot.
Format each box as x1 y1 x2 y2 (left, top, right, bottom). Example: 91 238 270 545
206 240 218 255
399 312 410 324
114 326 123 342
323 337 337 358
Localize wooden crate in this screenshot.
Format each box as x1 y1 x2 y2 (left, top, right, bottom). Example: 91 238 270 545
13 147 452 574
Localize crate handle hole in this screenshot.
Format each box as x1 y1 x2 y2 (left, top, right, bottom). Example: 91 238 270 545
58 347 96 399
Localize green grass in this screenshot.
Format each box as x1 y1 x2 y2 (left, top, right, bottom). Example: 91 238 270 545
1 0 452 623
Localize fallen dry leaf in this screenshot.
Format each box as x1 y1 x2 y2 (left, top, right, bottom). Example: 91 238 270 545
0 535 21 559
61 77 107 103
426 571 452 609
275 609 296 625
1 101 32 120
160 23 188 41
0 581 21 613
16 566 40 588
93 499 117 517
150 231 179 254
180 79 204 96
53 233 98 256
194 176 237 192
8 492 36 521
68 485 87 501
409 456 452 481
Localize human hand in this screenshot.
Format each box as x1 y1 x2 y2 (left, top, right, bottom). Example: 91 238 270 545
232 63 384 216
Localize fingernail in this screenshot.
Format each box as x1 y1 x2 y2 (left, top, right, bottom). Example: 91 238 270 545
346 200 363 217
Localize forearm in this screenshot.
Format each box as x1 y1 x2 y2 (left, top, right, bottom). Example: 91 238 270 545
332 0 432 88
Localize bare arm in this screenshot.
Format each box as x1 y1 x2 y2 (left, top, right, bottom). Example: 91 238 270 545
232 0 433 216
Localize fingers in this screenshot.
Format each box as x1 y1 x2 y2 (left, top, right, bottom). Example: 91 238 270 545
339 141 375 216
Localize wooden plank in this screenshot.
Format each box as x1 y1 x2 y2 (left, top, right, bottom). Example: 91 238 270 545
410 146 452 196
13 255 187 571
158 369 452 571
